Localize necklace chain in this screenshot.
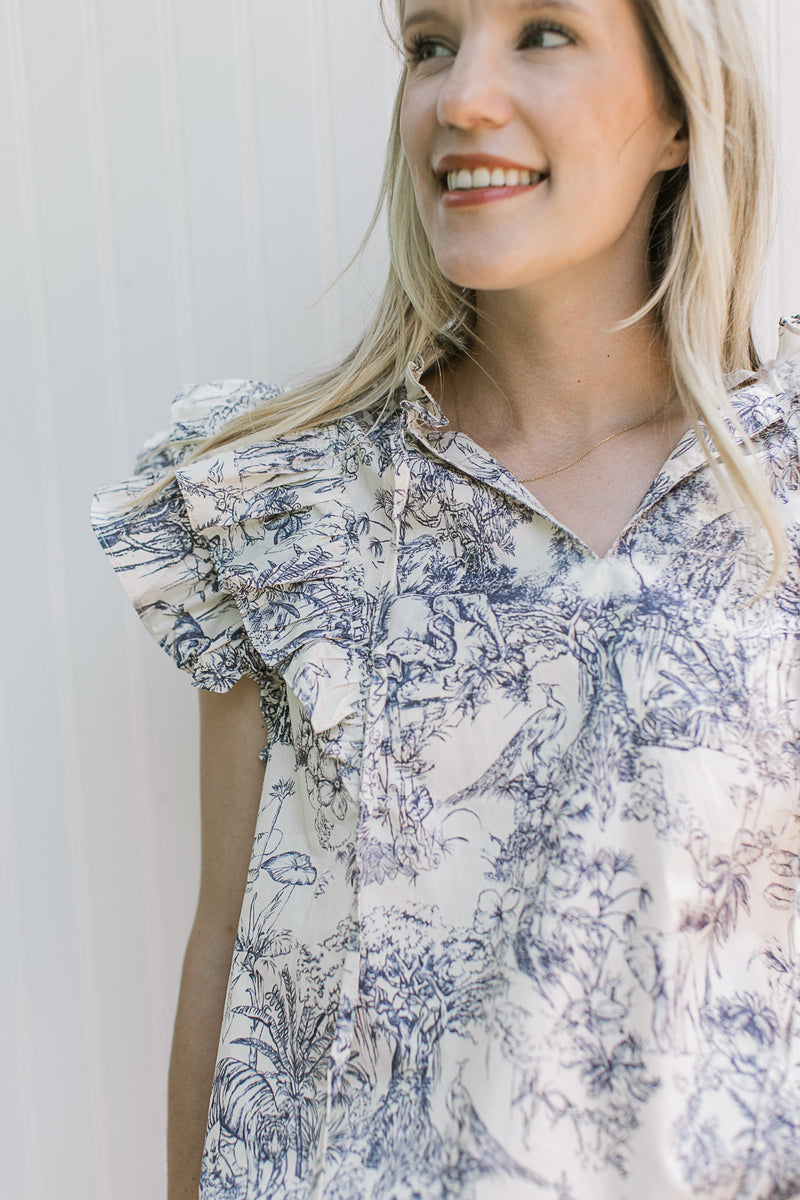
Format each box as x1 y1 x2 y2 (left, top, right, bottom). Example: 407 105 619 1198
452 392 672 484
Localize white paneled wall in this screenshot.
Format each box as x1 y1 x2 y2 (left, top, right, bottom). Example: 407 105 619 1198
1 3 396 1197
0 3 798 1198
757 0 800 353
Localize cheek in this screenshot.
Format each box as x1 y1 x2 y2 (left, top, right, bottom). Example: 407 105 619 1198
399 93 424 176
399 85 441 188
525 83 609 168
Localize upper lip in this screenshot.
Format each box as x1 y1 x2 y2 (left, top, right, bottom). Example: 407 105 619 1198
434 153 546 178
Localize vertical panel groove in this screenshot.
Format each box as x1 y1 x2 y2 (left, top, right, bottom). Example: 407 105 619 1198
772 0 785 306
122 606 173 1078
751 0 781 352
78 0 129 474
308 0 343 361
156 0 197 381
6 0 109 1192
233 0 271 377
80 0 169 1105
0 661 41 1199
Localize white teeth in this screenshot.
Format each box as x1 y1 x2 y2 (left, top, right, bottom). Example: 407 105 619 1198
445 166 544 191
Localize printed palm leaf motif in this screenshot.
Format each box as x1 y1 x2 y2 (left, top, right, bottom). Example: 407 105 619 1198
645 635 749 752
245 777 295 887
233 965 337 1180
233 893 295 986
95 351 800 1198
678 830 759 998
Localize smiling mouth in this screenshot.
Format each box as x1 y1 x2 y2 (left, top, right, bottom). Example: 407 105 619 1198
444 167 548 191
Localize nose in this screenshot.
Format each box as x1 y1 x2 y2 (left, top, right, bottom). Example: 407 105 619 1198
437 42 513 130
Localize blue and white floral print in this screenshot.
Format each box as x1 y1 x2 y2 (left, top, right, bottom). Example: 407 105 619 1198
92 318 800 1200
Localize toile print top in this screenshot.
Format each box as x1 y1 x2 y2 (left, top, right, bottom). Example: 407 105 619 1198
92 316 800 1200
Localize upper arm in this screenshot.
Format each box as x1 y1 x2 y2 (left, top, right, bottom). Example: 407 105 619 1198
195 676 267 935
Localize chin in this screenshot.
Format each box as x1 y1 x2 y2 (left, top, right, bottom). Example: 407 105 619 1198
436 254 530 293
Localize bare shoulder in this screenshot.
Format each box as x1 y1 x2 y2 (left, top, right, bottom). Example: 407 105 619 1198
196 677 267 933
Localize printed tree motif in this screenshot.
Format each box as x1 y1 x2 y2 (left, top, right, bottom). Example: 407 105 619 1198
360 906 500 1079
233 963 338 1181
354 905 501 1176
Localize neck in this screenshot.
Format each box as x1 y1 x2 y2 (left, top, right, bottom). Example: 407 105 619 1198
448 267 675 445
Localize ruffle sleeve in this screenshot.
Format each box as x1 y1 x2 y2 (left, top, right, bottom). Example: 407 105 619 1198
91 379 283 692
777 314 800 386
173 424 368 747
91 380 369 748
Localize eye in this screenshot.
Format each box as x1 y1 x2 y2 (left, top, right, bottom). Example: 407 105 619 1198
519 21 574 50
405 34 454 65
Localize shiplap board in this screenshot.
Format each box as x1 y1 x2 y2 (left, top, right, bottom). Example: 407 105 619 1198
1 2 798 1197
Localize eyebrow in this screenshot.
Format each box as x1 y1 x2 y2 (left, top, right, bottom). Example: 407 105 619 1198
402 0 587 33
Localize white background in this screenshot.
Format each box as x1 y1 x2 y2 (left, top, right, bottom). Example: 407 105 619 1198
1 2 798 1197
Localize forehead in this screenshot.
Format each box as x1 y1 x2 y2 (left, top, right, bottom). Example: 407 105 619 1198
399 0 621 16
398 0 656 38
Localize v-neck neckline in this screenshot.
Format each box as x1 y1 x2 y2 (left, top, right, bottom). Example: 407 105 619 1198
400 351 797 562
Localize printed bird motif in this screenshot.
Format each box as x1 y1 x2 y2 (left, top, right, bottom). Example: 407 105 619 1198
445 1071 551 1188
446 682 567 806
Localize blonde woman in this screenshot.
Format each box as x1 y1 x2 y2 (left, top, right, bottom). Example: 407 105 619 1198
92 0 800 1197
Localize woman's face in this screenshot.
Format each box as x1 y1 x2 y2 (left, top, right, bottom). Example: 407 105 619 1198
399 0 688 295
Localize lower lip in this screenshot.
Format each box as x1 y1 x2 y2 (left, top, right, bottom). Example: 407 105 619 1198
441 182 545 208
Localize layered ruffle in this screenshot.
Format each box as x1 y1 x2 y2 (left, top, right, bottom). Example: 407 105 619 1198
91 380 367 750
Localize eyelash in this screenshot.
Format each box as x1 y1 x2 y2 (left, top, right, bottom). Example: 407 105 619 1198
404 21 575 65
521 21 574 50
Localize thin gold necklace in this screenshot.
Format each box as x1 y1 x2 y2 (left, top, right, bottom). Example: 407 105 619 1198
452 392 673 484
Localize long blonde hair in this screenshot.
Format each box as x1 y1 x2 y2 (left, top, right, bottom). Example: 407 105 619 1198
150 0 783 573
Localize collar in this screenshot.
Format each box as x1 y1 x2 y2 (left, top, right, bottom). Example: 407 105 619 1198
396 318 800 537
401 355 450 432
716 315 800 442
631 316 800 518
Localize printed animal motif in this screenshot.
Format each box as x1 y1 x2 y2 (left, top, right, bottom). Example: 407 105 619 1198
93 320 800 1198
205 1058 291 1198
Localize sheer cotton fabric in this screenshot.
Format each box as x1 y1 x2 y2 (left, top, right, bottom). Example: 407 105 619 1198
92 317 800 1200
